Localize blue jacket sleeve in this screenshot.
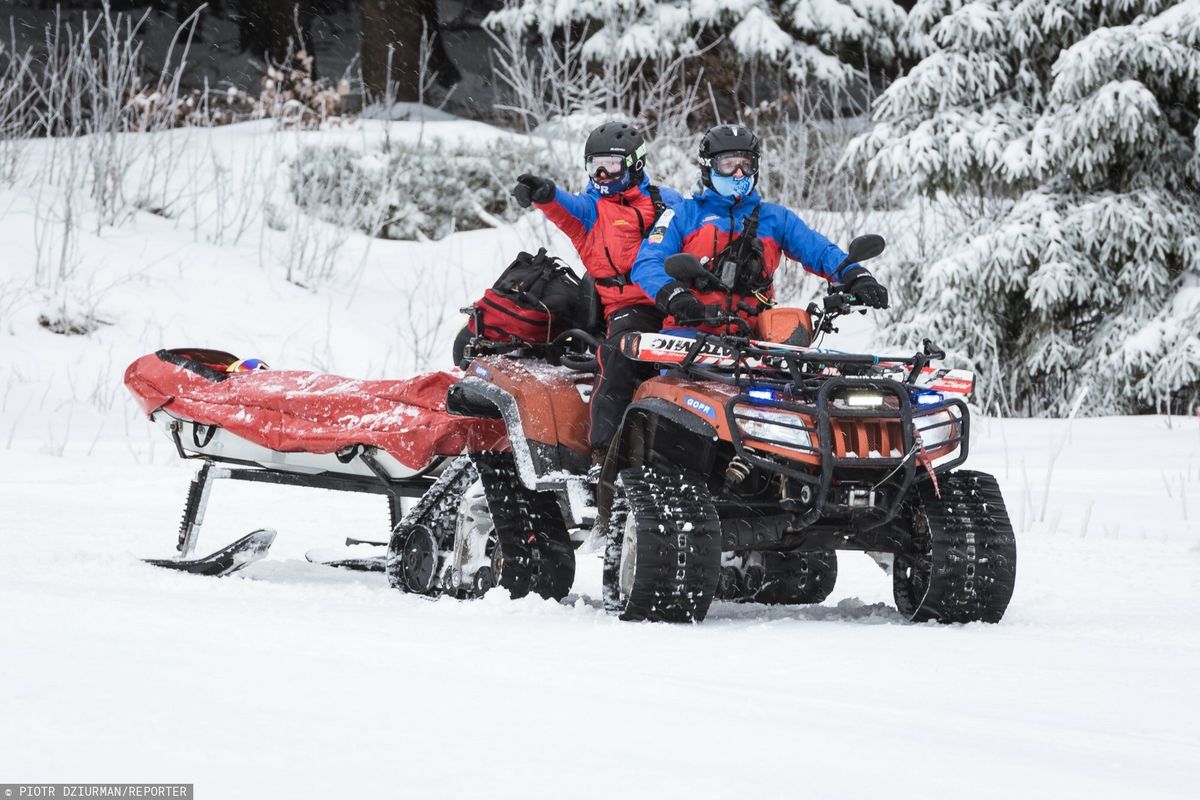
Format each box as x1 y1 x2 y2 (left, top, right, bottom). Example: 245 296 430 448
632 206 686 301
540 186 598 233
777 206 855 281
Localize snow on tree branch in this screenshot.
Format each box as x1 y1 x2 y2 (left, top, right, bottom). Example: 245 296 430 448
851 0 1200 414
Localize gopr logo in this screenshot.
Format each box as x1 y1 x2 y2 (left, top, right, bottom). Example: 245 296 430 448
684 395 716 420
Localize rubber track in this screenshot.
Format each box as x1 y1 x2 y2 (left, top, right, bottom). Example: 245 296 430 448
472 452 575 601
754 550 838 605
894 470 1017 623
605 466 722 623
386 455 476 595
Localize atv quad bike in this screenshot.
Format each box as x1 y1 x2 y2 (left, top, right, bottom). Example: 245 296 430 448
394 237 1015 624
596 235 1018 624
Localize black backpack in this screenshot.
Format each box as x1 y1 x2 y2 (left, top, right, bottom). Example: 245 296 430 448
467 248 584 343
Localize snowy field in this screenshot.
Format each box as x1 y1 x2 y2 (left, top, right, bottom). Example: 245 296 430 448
2 120 1199 798
2 417 1198 799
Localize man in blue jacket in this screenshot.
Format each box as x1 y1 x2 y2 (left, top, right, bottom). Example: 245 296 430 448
632 124 888 332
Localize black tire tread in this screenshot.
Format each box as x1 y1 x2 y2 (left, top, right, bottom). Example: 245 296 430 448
386 455 476 594
754 550 838 605
472 452 575 601
893 470 1017 624
603 465 722 623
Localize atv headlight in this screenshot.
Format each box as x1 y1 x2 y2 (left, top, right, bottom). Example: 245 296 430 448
915 409 957 449
735 407 812 449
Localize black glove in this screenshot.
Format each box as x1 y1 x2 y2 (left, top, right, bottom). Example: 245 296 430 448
512 174 556 208
656 281 706 323
842 267 889 309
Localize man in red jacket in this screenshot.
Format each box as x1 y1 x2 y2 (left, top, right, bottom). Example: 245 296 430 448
512 122 682 465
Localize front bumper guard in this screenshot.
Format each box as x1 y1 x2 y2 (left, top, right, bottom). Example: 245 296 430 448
725 377 970 531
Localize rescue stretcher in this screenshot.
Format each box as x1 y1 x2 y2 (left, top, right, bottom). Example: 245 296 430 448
124 348 506 574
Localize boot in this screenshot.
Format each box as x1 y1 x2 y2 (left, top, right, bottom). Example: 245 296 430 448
587 446 606 483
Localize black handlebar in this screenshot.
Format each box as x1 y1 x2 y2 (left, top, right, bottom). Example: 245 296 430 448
551 328 601 373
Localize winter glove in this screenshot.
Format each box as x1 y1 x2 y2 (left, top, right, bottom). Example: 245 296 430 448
842 267 889 309
512 174 556 208
656 281 706 324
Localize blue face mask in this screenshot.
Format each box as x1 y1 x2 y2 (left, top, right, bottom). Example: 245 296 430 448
711 172 753 198
591 171 632 196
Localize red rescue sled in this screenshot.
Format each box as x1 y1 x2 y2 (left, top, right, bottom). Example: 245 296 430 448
124 347 506 573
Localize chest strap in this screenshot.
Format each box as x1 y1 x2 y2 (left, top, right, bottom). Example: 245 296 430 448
596 185 669 289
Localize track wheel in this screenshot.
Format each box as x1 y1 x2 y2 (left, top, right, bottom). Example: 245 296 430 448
753 550 838 605
602 465 722 622
386 455 476 597
893 470 1017 623
389 524 439 594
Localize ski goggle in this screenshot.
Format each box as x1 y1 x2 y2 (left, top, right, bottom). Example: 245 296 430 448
585 154 628 179
708 151 759 177
227 358 269 373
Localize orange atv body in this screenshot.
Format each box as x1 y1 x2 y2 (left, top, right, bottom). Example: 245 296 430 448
595 320 1015 627
453 356 594 481
630 372 961 469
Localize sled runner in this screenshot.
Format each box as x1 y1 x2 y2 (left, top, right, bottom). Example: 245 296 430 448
143 528 277 577
124 348 506 572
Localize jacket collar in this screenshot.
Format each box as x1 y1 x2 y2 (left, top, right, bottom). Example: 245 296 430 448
587 172 653 201
694 186 762 211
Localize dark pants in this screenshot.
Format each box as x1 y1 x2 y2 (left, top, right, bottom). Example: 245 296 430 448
590 305 665 451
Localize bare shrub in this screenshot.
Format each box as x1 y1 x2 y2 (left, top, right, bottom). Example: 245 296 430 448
259 47 353 130
484 0 712 177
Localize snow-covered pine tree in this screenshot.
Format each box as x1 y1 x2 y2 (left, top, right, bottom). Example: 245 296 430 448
485 0 914 105
848 0 1200 415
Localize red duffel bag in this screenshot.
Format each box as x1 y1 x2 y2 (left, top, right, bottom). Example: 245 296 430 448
467 248 582 344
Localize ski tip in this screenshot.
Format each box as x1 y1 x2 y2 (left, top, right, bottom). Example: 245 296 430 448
143 528 278 577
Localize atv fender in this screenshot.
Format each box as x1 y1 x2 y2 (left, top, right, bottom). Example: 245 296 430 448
626 397 718 441
448 376 541 490
598 398 719 521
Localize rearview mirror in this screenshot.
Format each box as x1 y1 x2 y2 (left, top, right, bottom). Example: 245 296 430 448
836 234 886 272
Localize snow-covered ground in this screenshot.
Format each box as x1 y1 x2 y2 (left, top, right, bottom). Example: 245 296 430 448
3 418 1198 798
2 120 1198 798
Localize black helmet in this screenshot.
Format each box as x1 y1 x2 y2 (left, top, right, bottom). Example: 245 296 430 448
699 124 761 189
584 122 647 173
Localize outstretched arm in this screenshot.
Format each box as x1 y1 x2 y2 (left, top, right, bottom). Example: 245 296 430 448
779 208 854 281
538 187 598 241
512 174 598 241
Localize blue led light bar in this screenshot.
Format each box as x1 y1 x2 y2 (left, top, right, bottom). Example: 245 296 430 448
747 387 778 404
914 390 945 406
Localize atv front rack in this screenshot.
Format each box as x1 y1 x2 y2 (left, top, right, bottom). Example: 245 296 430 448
724 377 970 531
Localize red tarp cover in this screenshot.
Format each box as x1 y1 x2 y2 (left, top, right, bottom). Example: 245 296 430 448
124 352 507 470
